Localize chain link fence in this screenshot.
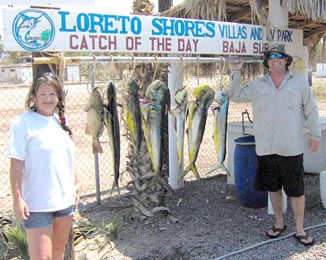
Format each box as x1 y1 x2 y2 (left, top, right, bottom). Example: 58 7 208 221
1 55 325 214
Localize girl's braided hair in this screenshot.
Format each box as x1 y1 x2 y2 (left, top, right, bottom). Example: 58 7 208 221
25 72 73 137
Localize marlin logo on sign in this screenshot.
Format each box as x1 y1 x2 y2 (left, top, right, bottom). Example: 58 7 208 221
12 9 55 51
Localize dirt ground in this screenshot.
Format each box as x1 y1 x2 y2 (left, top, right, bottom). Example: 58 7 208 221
75 172 326 260
1 80 326 260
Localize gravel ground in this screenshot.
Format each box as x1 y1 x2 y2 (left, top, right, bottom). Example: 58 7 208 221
77 172 326 260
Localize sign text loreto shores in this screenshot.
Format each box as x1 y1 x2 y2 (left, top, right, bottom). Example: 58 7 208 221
3 7 302 55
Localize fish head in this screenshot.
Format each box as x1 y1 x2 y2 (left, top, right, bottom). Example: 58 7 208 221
88 87 104 106
106 81 116 101
214 89 229 105
145 80 170 111
125 77 139 96
145 80 165 101
193 84 209 99
193 84 214 109
84 87 104 112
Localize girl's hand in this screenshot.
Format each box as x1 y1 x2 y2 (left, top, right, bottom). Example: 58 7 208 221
74 182 82 207
13 198 29 221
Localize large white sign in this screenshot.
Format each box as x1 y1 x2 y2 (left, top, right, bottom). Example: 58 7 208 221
2 7 303 55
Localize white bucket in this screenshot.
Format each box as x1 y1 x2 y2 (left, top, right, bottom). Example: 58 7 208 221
320 170 326 209
268 189 287 215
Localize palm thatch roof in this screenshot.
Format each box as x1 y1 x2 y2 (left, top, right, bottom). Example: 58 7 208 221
164 0 326 38
163 0 326 66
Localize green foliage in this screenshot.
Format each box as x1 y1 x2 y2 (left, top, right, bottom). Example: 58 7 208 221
0 217 29 260
0 231 9 259
101 219 120 239
312 78 326 101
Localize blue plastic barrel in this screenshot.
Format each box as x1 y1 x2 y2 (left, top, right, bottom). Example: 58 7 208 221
234 135 267 208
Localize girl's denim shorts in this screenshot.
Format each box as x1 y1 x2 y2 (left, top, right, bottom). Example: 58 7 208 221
23 205 75 229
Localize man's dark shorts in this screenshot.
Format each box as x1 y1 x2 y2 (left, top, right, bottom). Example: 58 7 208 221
255 153 304 197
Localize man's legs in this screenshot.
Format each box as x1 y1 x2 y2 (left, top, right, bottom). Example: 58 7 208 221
267 190 285 236
290 195 314 244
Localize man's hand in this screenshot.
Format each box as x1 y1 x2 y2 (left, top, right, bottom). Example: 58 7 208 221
308 138 319 153
229 59 243 71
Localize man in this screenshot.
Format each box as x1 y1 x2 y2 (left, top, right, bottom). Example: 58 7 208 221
229 44 320 246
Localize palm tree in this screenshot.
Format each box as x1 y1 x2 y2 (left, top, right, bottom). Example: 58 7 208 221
121 0 174 220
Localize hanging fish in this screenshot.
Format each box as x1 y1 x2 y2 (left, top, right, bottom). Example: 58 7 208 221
180 84 214 181
140 101 161 175
171 87 188 178
141 80 170 176
125 77 142 154
84 87 105 154
104 81 121 194
206 87 230 176
145 79 171 114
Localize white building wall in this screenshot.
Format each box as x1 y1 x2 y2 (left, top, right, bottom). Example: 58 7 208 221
316 63 326 78
66 65 80 82
0 64 80 83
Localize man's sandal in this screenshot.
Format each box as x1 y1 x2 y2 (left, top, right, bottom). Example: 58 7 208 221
266 226 287 239
294 234 315 246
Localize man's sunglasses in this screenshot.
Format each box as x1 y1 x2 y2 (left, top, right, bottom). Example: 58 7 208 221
268 53 285 60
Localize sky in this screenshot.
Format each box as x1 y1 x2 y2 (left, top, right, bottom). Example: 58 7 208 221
0 0 183 13
94 0 184 14
0 0 184 36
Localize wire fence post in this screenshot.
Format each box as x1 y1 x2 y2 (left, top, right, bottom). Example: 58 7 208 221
168 59 184 189
89 63 101 205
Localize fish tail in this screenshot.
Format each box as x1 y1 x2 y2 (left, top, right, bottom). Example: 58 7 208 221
92 138 103 154
179 162 201 181
206 162 231 176
206 163 222 176
179 163 191 182
220 163 231 176
110 181 120 197
190 165 201 180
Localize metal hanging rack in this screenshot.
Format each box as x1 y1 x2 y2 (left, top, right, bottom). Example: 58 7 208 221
32 55 264 65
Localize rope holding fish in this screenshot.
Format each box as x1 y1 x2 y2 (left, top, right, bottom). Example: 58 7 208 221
44 52 65 85
130 54 136 78
218 56 226 91
110 54 115 82
87 55 97 93
172 56 185 92
196 55 200 86
152 55 158 81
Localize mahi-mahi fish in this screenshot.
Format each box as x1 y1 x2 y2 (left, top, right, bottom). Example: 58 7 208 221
206 87 230 176
180 84 214 181
141 80 170 176
171 87 188 178
84 87 105 154
104 81 121 194
125 77 142 154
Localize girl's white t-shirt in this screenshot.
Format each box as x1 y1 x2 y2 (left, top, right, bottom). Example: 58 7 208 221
7 111 76 212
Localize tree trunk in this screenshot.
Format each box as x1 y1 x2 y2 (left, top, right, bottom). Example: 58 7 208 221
158 0 173 12
64 228 75 260
32 52 54 76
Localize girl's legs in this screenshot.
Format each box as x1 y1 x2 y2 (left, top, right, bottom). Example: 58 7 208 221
25 215 73 260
